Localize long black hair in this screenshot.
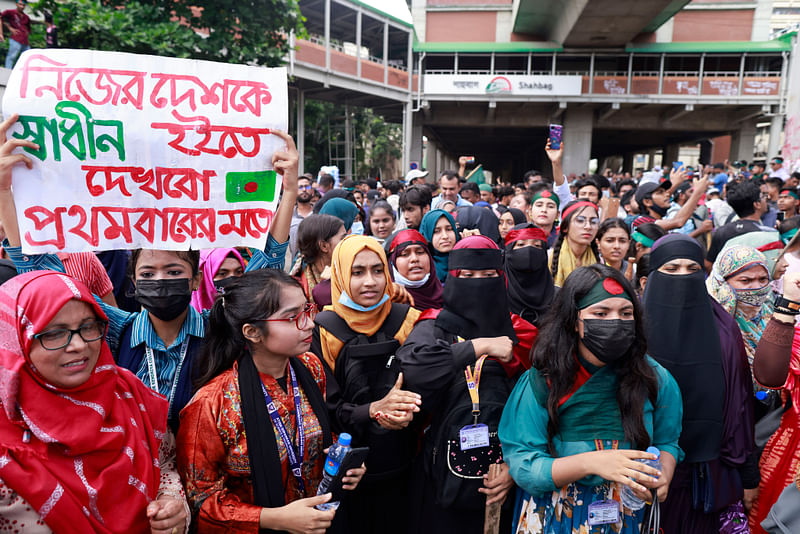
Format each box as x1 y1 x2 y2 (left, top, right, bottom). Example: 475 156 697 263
550 200 600 280
532 264 658 454
194 269 304 390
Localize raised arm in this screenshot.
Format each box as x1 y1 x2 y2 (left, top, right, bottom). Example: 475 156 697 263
657 176 709 231
0 114 37 248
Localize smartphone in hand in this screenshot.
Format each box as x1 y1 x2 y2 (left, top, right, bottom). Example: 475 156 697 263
549 125 562 150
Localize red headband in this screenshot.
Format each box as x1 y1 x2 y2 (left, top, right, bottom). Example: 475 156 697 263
505 227 548 247
389 229 428 252
561 201 597 221
758 241 784 253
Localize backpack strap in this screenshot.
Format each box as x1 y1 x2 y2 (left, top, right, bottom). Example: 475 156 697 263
315 303 411 342
314 310 359 344
383 303 411 338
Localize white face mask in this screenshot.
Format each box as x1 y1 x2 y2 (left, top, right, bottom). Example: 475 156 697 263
350 221 364 235
392 266 430 288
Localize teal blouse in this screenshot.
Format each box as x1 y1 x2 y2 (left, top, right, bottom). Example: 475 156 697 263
498 356 684 497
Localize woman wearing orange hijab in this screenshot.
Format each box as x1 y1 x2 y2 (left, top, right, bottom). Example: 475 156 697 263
311 235 421 534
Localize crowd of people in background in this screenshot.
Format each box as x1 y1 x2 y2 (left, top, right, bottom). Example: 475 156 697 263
0 111 800 533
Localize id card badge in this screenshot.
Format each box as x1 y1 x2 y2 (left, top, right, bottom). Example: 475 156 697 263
587 500 620 526
459 424 490 450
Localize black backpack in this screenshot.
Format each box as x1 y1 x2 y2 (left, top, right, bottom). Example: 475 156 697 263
315 304 417 477
315 303 410 408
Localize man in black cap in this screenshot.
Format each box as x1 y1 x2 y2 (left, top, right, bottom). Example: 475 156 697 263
769 156 790 181
636 176 709 232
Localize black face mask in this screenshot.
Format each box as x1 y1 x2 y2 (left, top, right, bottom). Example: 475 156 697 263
135 279 192 321
213 276 237 293
580 318 635 364
507 246 547 272
649 203 668 217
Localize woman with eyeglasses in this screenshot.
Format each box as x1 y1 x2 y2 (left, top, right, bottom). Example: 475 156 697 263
0 271 189 533
178 269 365 533
549 200 600 287
310 235 422 534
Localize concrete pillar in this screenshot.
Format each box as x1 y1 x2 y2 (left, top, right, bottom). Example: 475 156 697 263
646 149 658 169
730 119 757 163
402 101 412 176
768 114 784 158
562 107 593 176
662 144 680 168
623 152 635 173
752 0 773 41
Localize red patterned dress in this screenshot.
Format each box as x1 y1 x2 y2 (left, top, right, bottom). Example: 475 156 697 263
177 353 327 533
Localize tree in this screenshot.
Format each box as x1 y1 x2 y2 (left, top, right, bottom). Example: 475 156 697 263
301 99 402 180
34 0 304 67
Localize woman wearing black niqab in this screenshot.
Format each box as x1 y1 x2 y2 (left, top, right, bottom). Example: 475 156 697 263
643 233 756 533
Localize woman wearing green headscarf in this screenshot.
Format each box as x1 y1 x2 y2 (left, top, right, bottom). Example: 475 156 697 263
706 244 774 376
420 209 460 284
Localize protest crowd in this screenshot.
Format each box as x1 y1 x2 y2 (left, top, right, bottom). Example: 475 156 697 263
1 51 800 534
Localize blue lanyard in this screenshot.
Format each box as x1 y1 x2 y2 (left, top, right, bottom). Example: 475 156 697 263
260 364 306 494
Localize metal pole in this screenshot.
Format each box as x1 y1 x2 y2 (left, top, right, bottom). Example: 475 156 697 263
737 52 746 96
658 53 665 94
403 101 411 173
407 30 413 92
527 52 532 75
344 104 352 180
626 53 633 94
698 52 705 96
356 10 362 78
383 21 389 85
297 89 305 176
324 0 330 71
588 53 595 95
551 51 557 75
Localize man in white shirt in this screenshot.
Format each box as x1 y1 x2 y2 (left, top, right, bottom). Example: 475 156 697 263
769 156 790 181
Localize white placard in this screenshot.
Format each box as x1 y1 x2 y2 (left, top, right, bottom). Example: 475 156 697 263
3 49 288 253
423 74 582 96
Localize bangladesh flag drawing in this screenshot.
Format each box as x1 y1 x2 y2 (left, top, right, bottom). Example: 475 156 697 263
225 170 278 203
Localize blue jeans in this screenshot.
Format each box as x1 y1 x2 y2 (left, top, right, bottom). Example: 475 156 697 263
5 38 29 69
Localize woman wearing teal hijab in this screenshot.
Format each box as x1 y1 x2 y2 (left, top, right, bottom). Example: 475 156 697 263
320 197 358 231
420 209 460 283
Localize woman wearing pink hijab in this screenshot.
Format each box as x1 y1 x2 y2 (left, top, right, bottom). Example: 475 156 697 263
190 248 246 312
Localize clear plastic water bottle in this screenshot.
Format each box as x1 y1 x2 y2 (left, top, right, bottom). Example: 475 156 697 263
619 446 661 511
315 432 352 511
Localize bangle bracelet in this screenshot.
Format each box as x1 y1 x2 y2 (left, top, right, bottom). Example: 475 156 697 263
774 296 800 316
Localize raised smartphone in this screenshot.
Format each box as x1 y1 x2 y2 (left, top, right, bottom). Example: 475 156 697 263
549 124 562 150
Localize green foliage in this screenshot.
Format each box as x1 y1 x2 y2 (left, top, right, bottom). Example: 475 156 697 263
301 99 402 180
32 0 304 66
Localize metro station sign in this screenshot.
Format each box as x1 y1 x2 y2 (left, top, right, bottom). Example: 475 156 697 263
424 74 582 96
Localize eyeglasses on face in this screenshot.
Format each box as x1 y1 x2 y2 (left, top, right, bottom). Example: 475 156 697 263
33 320 107 350
257 302 317 330
573 215 599 226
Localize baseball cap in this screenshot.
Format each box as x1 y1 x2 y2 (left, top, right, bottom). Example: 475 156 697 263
404 169 428 184
707 186 720 195
635 181 672 205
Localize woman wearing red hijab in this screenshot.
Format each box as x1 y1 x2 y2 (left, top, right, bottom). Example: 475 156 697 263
0 271 187 533
388 229 444 311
